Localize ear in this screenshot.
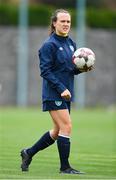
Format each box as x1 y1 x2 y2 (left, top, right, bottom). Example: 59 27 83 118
53 21 56 28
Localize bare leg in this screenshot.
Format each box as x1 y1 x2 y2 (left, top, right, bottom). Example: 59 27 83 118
49 109 72 171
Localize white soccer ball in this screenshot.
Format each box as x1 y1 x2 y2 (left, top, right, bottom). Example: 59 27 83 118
72 47 95 70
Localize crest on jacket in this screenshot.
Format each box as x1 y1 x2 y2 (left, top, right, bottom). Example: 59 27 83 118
69 45 74 52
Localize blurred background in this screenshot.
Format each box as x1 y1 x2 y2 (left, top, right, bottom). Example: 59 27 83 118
0 0 116 108
0 2 116 179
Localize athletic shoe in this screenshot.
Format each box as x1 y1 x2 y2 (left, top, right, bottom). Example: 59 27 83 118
60 167 85 174
20 149 32 171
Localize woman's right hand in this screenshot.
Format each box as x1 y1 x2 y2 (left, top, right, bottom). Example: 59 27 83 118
61 89 71 100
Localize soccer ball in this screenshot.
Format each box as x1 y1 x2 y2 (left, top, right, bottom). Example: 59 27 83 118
72 47 95 70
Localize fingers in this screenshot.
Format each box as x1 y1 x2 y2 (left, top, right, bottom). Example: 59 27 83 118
63 94 71 100
87 66 95 71
61 89 71 100
79 65 94 72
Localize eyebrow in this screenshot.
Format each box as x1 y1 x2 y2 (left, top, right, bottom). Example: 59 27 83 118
60 20 71 23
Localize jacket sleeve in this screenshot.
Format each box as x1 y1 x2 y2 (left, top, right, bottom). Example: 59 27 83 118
39 42 66 94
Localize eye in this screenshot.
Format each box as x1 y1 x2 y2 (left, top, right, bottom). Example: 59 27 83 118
61 20 70 23
61 20 65 23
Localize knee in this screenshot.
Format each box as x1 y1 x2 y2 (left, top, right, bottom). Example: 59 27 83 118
50 129 59 140
60 121 72 135
66 122 72 134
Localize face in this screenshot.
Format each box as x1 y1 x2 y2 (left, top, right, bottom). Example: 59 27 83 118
53 12 71 36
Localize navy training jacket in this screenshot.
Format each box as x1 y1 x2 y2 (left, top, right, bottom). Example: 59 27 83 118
38 33 81 102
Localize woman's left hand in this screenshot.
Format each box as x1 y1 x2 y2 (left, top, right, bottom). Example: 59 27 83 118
61 89 71 100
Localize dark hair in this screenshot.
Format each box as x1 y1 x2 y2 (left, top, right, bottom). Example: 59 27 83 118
49 9 70 35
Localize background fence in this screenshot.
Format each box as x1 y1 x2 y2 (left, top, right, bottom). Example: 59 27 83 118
0 27 115 107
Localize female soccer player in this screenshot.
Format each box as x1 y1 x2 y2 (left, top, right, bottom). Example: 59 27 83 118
20 9 92 174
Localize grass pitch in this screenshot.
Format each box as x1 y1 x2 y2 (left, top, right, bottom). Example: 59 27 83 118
0 107 116 179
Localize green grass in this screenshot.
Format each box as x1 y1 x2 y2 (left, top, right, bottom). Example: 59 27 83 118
0 107 116 179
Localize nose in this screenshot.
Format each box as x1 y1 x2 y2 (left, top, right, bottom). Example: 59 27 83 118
64 21 69 25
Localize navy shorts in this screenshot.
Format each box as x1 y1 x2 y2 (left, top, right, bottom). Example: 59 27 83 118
42 100 71 113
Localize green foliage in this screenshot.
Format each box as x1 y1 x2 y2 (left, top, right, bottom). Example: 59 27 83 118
28 5 53 26
0 4 116 29
87 8 116 28
39 0 76 8
0 4 18 25
86 0 103 8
